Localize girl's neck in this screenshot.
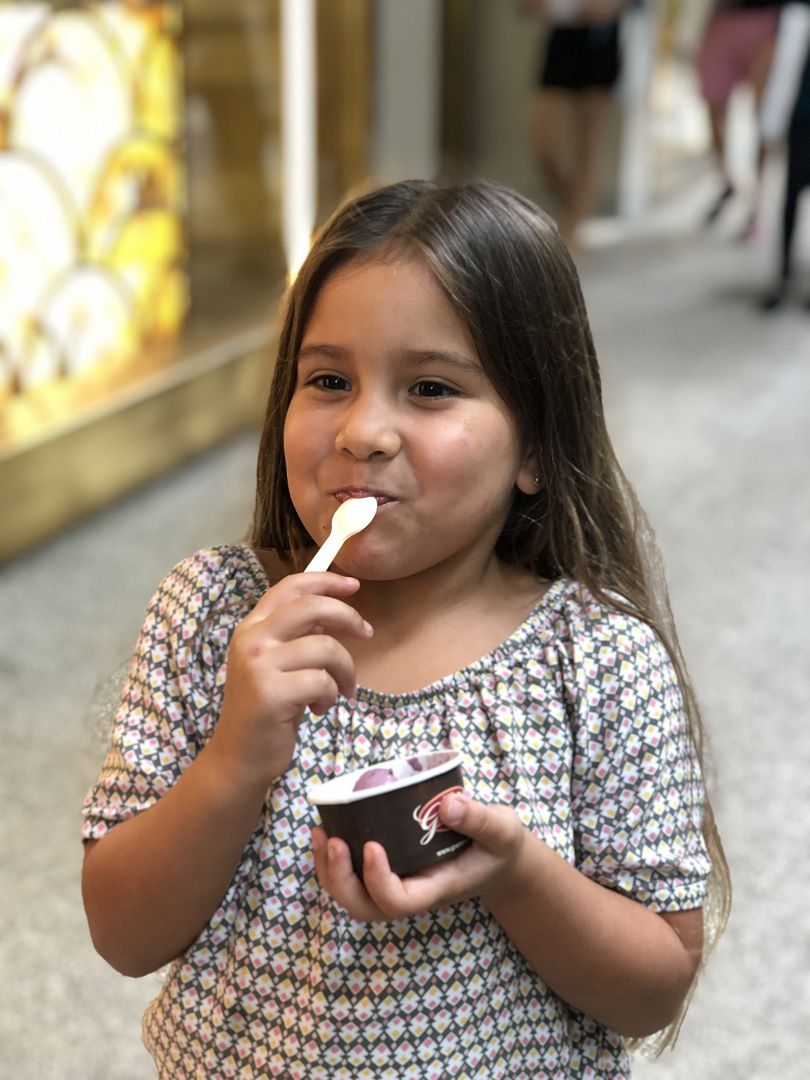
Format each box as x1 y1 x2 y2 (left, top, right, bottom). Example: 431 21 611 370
352 549 520 625
253 544 549 695
344 553 548 695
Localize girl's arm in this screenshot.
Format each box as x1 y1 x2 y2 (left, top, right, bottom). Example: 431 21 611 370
457 799 703 1037
313 794 703 1038
82 572 372 978
82 743 269 978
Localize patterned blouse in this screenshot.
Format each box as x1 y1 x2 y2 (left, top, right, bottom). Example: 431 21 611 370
82 545 710 1079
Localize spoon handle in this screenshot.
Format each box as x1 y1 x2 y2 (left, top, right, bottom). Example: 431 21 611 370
304 531 343 573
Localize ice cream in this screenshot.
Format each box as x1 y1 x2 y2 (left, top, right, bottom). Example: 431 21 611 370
351 753 450 792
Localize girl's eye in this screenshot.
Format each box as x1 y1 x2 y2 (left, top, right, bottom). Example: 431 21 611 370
308 374 349 392
411 379 457 399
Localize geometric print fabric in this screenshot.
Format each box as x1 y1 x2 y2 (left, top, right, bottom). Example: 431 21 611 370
82 546 710 1078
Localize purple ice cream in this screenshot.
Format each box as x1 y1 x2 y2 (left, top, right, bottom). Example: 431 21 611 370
351 754 441 792
352 767 396 792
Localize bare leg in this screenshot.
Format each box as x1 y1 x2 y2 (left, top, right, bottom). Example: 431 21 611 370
558 89 613 248
531 89 570 207
738 140 768 241
743 39 778 239
703 104 736 224
707 105 733 189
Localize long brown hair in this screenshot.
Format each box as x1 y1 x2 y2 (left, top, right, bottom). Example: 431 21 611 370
250 179 730 1049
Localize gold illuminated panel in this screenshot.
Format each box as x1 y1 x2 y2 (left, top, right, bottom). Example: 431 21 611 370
0 1 185 440
0 0 372 563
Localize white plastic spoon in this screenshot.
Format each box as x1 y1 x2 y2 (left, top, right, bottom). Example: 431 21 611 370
304 496 378 573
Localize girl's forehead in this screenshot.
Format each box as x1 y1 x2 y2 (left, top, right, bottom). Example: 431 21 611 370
322 250 429 292
294 256 482 377
303 254 456 329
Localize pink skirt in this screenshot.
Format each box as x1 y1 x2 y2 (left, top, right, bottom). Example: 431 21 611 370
698 9 780 107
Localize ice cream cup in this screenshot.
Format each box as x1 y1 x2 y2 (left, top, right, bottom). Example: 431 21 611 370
307 749 471 877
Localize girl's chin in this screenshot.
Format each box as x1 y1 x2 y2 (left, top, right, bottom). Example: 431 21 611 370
331 556 393 581
331 542 414 581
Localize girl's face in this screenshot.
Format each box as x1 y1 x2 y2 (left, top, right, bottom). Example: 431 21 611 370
283 255 537 581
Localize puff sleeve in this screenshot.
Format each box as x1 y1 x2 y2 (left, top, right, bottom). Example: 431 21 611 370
562 605 711 912
81 549 246 840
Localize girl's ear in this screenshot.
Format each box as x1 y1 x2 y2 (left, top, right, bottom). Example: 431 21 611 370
516 459 542 495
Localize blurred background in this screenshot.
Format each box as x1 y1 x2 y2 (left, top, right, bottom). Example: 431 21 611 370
1 1 808 1077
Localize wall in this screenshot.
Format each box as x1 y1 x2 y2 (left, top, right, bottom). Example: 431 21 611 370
371 0 442 182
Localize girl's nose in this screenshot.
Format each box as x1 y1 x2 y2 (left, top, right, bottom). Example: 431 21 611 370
334 396 401 460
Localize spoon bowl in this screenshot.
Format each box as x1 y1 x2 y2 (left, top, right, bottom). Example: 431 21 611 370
304 496 378 572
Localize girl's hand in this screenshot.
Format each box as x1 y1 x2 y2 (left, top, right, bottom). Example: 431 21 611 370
209 572 373 792
311 793 529 921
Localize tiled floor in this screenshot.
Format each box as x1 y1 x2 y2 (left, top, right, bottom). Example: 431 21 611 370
1 176 808 1079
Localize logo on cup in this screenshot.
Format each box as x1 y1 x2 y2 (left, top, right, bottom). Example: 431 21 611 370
413 785 464 846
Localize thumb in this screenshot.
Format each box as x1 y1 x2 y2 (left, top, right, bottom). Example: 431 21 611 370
440 793 517 853
440 790 472 828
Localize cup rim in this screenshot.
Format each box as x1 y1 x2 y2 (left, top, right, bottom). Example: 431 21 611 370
306 749 463 806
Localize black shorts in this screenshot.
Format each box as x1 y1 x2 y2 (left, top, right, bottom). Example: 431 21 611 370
538 25 621 92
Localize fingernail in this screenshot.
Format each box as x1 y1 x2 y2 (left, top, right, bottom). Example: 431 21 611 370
443 794 466 825
362 620 373 636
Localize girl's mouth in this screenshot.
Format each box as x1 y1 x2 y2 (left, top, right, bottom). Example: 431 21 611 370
334 488 396 506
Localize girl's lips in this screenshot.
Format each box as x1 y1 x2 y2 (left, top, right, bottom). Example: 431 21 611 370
334 489 396 506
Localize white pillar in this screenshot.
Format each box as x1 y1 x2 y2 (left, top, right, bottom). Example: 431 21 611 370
617 4 658 218
372 0 442 183
281 0 317 278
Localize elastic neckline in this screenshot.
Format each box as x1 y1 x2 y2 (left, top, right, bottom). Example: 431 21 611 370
351 576 573 706
242 543 276 591
239 543 574 706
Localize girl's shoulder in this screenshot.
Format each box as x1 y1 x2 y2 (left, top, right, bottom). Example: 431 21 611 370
534 578 665 654
146 544 270 626
543 579 674 680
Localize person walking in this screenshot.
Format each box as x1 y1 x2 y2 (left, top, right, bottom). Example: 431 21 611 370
760 3 810 308
696 0 784 239
525 1 633 250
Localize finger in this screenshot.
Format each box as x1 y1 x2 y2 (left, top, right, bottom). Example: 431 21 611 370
323 837 384 921
254 593 373 644
274 667 343 717
244 573 361 626
358 842 407 914
311 826 329 888
273 636 358 701
362 842 469 917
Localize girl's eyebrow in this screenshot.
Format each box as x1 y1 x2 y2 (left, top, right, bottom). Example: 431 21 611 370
402 348 482 374
297 343 347 362
296 343 482 374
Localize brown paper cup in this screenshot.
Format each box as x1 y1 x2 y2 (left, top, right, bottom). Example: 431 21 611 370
307 750 470 877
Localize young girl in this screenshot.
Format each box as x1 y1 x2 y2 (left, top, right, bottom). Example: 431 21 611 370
82 179 730 1078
